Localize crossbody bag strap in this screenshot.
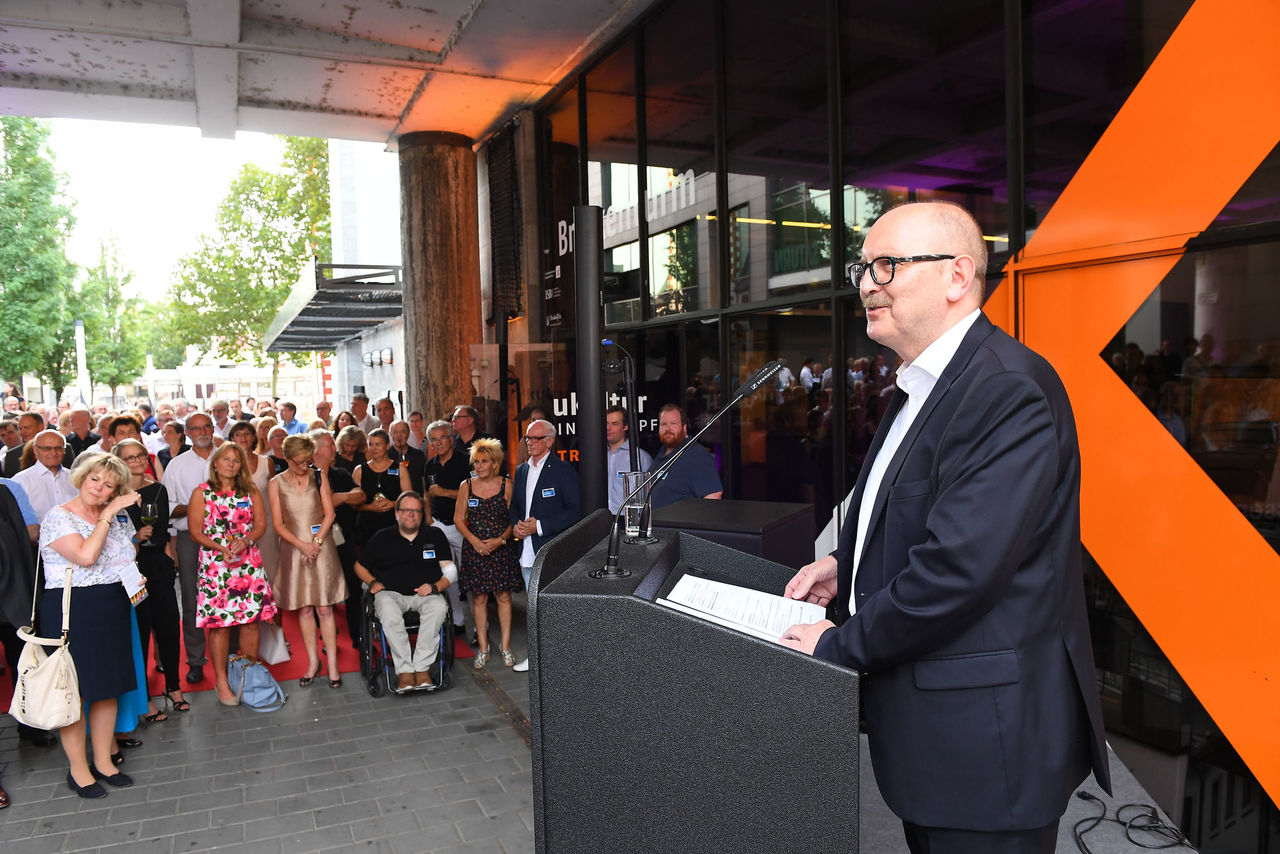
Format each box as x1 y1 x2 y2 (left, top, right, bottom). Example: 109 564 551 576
26 548 42 626
59 567 73 640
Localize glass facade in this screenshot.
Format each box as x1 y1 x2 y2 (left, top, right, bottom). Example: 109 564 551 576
528 0 1280 845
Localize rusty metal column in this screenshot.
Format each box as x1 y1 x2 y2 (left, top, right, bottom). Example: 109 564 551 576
398 131 482 422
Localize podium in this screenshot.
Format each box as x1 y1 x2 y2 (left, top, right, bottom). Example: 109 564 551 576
651 497 814 568
528 509 861 854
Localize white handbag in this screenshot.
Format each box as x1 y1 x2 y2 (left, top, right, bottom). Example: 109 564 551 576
256 619 291 665
8 565 81 730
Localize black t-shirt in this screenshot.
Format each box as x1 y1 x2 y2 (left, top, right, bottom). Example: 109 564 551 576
359 524 450 595
424 450 471 523
314 465 358 545
388 445 426 494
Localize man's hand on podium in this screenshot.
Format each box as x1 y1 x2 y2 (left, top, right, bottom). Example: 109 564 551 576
780 619 835 654
785 555 838 607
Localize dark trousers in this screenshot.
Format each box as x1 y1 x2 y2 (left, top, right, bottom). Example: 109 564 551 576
0 621 20 686
175 531 207 666
903 820 1060 854
337 540 361 645
135 557 182 694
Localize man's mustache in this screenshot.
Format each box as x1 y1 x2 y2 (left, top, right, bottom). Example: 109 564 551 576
862 299 891 310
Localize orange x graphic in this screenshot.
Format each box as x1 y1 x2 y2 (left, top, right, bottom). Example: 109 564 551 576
1000 0 1280 805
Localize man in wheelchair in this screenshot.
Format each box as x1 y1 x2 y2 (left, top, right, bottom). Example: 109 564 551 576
354 491 454 692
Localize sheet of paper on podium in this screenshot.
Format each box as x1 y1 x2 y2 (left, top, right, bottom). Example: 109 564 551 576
656 573 826 644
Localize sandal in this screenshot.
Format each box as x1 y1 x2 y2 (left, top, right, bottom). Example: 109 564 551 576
143 709 168 724
164 691 191 712
473 649 489 670
299 664 321 687
328 677 342 689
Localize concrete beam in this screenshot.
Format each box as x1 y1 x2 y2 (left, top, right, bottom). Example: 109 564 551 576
187 0 239 138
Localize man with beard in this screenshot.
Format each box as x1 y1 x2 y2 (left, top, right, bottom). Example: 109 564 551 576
161 411 218 683
645 404 722 510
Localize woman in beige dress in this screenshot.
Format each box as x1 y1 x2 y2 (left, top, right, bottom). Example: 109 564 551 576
269 434 347 687
230 421 279 583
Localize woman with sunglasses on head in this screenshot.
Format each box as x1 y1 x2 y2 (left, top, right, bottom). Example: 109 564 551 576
269 434 347 688
188 443 278 706
38 452 142 797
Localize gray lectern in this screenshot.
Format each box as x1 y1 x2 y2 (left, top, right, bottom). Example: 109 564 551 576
528 509 860 854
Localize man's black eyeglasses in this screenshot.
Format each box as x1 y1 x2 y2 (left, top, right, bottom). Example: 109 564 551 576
846 254 955 287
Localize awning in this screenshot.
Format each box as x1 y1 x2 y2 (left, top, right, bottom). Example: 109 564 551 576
264 262 403 352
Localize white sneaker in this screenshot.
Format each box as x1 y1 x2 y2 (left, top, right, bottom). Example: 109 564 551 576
512 658 529 672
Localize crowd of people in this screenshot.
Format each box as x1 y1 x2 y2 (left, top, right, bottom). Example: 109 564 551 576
0 390 594 804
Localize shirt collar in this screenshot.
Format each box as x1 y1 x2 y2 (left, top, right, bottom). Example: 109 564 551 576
895 309 982 397
528 451 550 470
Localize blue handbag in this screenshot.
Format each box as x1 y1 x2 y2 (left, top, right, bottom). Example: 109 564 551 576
227 654 287 712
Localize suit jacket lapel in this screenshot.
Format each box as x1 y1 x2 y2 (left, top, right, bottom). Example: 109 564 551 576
854 315 998 578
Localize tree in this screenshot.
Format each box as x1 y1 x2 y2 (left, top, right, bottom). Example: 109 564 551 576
135 301 187 370
169 136 330 386
0 117 75 385
81 243 146 403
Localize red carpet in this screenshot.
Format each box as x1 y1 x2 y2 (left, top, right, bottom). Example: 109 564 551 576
0 605 474 707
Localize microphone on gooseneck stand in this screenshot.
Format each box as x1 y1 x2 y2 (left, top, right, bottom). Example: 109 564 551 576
592 360 783 580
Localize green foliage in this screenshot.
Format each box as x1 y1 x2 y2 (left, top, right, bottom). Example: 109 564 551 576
135 301 186 370
0 117 75 385
169 136 330 367
81 243 146 394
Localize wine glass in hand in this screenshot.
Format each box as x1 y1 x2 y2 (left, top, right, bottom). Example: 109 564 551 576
140 503 159 547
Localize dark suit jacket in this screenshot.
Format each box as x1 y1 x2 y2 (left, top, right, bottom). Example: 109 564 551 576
510 454 580 555
389 445 426 494
814 313 1110 831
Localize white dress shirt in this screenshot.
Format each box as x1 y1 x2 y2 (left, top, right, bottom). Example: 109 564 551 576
606 439 653 513
519 452 549 568
357 413 379 433
161 448 214 533
850 309 981 611
11 463 76 523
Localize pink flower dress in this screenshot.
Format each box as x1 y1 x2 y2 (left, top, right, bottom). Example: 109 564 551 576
195 482 279 628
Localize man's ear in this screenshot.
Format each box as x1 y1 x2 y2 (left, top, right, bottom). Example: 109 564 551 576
945 255 978 305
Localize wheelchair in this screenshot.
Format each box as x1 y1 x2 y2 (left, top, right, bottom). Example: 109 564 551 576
359 564 457 697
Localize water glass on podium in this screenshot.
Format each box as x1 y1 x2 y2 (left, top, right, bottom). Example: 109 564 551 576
621 471 652 537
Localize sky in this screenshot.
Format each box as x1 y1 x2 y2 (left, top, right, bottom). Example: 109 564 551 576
45 118 286 300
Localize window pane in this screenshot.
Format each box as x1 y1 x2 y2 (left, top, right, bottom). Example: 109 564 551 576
841 0 1009 256
1026 0 1191 236
727 0 831 305
644 0 718 317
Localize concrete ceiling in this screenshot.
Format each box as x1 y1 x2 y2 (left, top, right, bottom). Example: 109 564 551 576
0 0 649 147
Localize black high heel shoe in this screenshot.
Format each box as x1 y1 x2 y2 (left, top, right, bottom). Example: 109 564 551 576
66 772 106 799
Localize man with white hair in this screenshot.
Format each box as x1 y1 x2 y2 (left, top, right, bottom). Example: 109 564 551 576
509 419 580 671
11 429 75 523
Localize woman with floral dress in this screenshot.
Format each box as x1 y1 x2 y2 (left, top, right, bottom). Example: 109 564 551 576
188 443 278 706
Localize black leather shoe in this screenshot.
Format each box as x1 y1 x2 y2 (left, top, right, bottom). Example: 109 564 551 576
67 772 107 799
116 737 143 749
186 665 204 684
17 725 57 747
91 765 134 787
0 781 8 808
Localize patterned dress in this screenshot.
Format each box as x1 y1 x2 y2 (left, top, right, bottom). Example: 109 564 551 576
195 482 278 628
459 476 523 595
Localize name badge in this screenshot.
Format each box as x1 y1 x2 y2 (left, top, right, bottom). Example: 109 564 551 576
422 549 436 560
388 466 399 475
311 524 321 536
467 498 479 507
236 498 251 509
541 487 556 498
115 511 129 524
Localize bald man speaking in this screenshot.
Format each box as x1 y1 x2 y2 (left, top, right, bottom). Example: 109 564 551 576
782 202 1110 853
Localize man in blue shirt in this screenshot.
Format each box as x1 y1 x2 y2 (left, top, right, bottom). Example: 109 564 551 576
605 405 652 513
647 403 722 510
278 401 308 435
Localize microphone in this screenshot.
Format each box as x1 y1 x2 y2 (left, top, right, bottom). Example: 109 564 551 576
592 360 782 579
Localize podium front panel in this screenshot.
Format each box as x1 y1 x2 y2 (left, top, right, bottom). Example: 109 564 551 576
529 511 861 853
